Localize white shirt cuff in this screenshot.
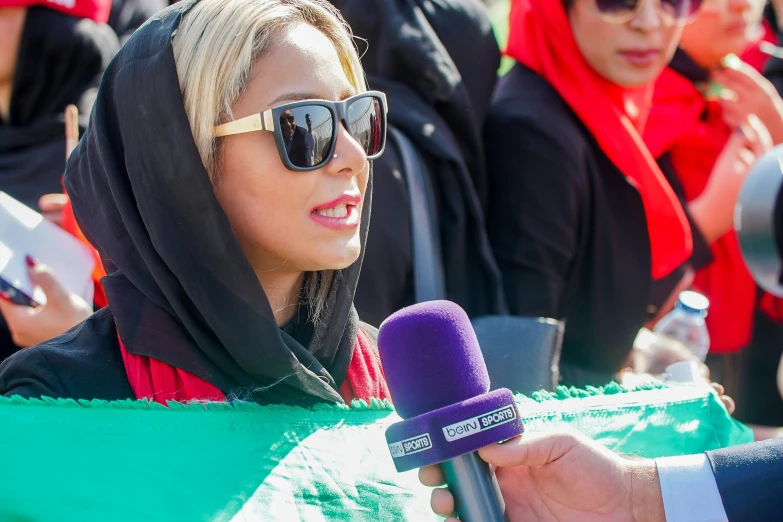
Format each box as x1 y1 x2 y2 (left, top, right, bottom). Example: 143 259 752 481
656 454 728 522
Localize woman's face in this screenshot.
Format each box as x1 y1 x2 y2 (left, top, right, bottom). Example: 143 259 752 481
216 23 369 276
569 0 684 87
679 0 763 69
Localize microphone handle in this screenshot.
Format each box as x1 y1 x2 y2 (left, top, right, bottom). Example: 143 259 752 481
440 452 509 522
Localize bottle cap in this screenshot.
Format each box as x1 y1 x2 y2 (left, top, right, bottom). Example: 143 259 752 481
677 291 709 315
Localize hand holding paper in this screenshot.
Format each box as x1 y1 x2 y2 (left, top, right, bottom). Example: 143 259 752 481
0 256 91 347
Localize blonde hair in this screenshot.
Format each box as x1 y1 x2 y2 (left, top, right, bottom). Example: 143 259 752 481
172 0 366 323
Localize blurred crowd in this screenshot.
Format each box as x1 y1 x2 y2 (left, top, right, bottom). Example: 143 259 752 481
0 0 782 434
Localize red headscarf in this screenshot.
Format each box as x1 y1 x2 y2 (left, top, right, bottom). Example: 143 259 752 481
505 0 693 280
0 0 110 23
643 22 779 353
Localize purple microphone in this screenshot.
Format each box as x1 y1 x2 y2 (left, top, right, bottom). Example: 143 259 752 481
378 301 524 522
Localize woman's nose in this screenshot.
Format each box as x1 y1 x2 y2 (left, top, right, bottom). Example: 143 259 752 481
629 0 663 31
325 121 367 177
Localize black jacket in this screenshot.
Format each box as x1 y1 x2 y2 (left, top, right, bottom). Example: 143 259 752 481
485 65 708 386
0 308 133 400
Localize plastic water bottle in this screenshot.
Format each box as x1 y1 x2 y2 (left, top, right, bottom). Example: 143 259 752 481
653 291 711 362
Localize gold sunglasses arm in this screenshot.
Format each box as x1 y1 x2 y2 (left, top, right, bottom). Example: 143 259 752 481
214 110 276 138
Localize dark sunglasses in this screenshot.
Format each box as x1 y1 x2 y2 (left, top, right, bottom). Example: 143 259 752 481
595 0 703 24
214 91 388 172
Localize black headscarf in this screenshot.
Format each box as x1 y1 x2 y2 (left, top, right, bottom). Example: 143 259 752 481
0 7 117 209
65 0 371 405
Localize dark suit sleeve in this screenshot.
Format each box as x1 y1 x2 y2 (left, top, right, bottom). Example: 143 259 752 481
484 114 584 319
707 438 783 522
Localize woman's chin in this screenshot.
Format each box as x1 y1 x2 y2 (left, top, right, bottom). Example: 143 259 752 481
305 243 362 271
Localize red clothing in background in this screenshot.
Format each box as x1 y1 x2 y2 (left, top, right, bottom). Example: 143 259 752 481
645 25 780 353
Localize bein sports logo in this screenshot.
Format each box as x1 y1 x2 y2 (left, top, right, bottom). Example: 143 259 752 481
388 433 433 459
442 405 517 442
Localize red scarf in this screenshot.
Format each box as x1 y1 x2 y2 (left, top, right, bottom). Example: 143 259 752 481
505 0 692 280
119 327 391 405
643 29 782 353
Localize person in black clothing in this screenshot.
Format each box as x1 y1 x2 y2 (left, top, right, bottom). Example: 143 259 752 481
0 1 117 360
0 1 117 211
0 0 390 406
484 0 719 387
279 109 314 168
336 0 506 326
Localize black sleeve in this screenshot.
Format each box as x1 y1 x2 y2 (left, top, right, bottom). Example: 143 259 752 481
0 347 67 399
647 153 715 315
657 152 712 270
707 438 783 522
0 309 133 401
484 114 584 319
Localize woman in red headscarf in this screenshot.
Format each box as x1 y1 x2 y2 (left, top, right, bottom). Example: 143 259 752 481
484 0 766 386
645 0 783 423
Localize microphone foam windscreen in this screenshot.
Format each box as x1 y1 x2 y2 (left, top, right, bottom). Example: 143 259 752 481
378 300 490 419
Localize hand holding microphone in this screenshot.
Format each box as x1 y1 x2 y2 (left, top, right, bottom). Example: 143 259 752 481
378 301 524 522
420 430 666 522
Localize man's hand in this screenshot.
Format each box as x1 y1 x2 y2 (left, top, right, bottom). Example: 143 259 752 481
0 257 91 347
419 431 666 522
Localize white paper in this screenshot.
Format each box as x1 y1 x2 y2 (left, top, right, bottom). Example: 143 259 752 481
0 192 95 305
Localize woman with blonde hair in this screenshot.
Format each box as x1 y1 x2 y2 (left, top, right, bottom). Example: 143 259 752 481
0 0 391 405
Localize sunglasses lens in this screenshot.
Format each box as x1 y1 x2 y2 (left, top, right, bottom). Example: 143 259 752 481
595 0 639 21
596 0 701 23
279 105 333 169
347 95 385 157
